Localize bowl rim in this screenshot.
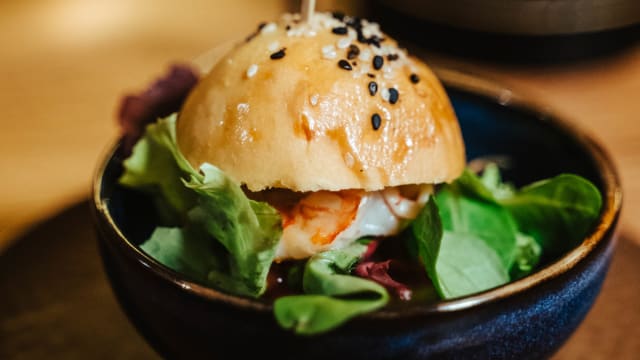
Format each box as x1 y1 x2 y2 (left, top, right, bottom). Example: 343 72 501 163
92 67 623 317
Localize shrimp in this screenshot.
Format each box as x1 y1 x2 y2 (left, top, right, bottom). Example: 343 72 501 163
273 185 432 261
276 190 363 260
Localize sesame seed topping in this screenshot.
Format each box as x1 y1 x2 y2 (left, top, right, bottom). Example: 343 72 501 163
388 88 399 104
261 22 277 34
310 94 319 106
338 59 352 71
270 48 286 60
268 41 280 52
332 26 348 35
387 53 399 61
410 73 420 83
347 44 360 60
322 44 337 59
337 38 351 49
332 12 345 21
381 88 390 101
373 55 384 70
367 73 375 78
368 81 378 96
359 49 372 61
371 113 382 130
246 64 258 78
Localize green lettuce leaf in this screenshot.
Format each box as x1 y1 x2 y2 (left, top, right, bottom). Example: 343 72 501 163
119 114 196 224
121 114 282 298
500 174 603 257
409 197 510 299
274 242 389 335
435 181 518 269
140 227 224 283
185 163 282 297
510 232 541 280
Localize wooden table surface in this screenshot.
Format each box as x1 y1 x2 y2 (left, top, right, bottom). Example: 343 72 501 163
0 0 638 357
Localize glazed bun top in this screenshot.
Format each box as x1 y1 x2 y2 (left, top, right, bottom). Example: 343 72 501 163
176 12 465 192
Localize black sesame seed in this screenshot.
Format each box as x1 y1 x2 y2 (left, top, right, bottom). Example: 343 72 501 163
338 59 352 71
388 88 399 104
346 17 363 29
387 53 399 61
368 81 378 96
332 26 348 35
347 44 360 60
332 11 345 21
270 48 286 60
366 73 375 78
371 113 382 130
357 30 367 44
367 35 383 48
410 73 420 84
373 55 384 70
246 22 267 42
285 25 291 31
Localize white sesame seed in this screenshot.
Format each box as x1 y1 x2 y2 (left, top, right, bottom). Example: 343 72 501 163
359 49 371 61
310 94 319 106
261 23 277 34
246 64 258 78
381 88 390 101
322 44 337 59
337 38 350 49
323 50 337 59
268 41 280 52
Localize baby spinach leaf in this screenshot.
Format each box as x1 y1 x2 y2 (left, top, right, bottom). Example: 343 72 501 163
434 232 509 298
500 174 602 257
274 242 389 335
409 198 510 299
435 183 518 269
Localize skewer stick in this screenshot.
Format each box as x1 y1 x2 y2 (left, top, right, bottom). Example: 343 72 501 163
301 0 316 23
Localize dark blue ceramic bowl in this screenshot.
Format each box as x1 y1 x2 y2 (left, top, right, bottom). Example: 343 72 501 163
93 69 622 360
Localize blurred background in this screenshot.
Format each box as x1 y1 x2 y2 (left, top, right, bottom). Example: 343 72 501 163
0 0 638 358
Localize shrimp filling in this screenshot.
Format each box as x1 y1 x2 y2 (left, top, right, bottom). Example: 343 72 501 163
265 184 433 260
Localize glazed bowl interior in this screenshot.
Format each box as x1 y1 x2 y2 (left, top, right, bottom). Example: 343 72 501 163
94 68 621 315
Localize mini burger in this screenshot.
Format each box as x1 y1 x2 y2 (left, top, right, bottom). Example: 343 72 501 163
175 12 465 261
117 11 474 335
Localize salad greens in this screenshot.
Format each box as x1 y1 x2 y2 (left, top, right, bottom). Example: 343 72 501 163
119 114 603 335
122 116 281 297
274 241 389 335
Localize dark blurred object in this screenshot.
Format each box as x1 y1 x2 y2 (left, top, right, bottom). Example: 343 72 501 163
371 0 640 63
118 65 198 156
